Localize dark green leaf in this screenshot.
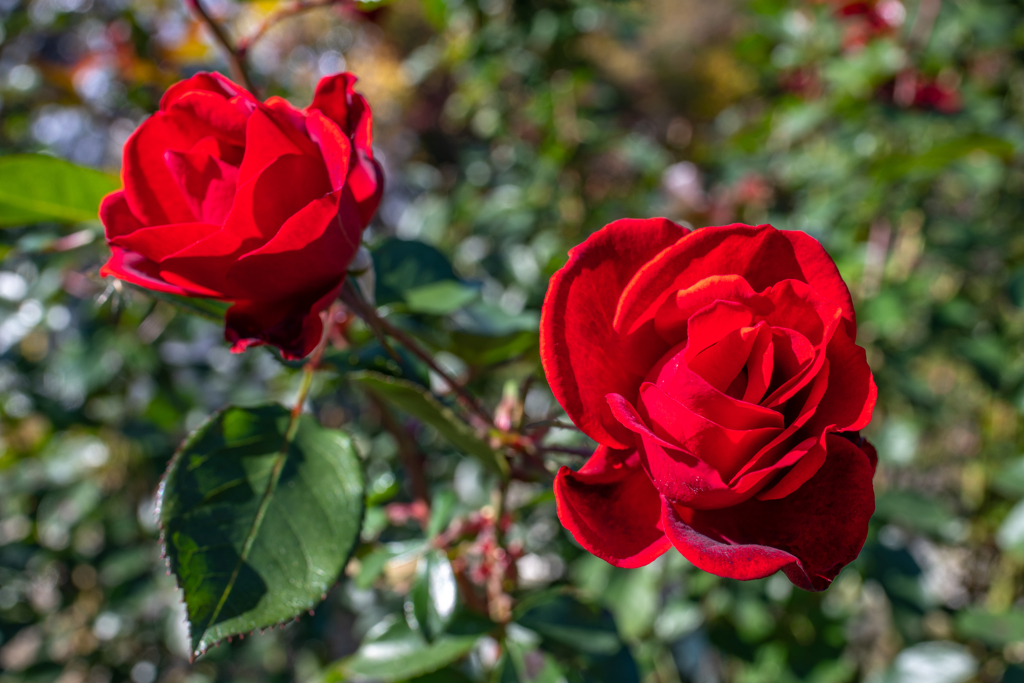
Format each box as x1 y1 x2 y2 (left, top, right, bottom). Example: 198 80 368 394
500 640 567 683
326 615 479 682
427 490 457 538
448 330 539 366
516 593 622 656
873 490 962 540
873 135 1014 181
444 605 496 637
373 238 458 306
451 301 540 336
515 593 638 683
352 371 507 475
405 669 475 683
404 280 479 315
159 404 364 657
0 154 120 226
992 457 1024 499
956 609 1024 647
408 549 457 640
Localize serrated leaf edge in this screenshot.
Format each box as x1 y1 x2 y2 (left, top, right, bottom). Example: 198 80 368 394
156 404 366 661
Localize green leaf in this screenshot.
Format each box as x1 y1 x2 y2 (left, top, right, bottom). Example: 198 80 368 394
426 490 457 538
408 549 458 640
404 669 475 683
992 456 1024 499
404 280 479 315
500 640 567 683
448 330 539 366
351 371 507 475
516 593 623 656
373 238 458 307
513 592 640 683
326 615 479 682
873 490 963 541
159 404 364 658
452 301 540 336
955 609 1024 647
0 154 120 226
873 135 1015 181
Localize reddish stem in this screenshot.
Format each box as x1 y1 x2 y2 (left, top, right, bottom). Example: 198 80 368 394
184 0 256 94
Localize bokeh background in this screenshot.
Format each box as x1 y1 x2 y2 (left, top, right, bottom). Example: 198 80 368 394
2 0 1024 681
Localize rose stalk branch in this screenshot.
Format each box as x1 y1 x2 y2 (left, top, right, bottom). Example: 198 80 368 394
370 393 431 512
184 0 256 94
340 279 495 428
237 0 348 58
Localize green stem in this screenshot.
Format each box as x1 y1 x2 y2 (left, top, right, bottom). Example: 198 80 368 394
289 311 333 427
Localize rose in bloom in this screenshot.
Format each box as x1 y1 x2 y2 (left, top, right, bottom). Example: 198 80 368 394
542 220 877 590
100 72 383 359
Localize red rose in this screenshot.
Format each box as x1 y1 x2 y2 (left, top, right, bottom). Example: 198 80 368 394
100 72 384 359
542 220 877 590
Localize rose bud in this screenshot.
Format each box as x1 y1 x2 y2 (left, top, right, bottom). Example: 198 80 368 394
542 220 877 590
100 72 384 359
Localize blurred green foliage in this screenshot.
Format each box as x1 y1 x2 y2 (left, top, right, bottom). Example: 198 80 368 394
4 0 1024 681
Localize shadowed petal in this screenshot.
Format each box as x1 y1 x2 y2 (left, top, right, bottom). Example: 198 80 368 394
662 434 875 590
554 446 671 568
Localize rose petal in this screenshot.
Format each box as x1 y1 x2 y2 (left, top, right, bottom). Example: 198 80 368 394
228 189 360 301
682 301 755 363
615 224 856 345
686 319 764 395
305 110 352 193
648 345 784 431
802 325 877 434
554 446 671 568
122 90 251 226
186 134 245 168
111 221 223 264
606 392 741 509
755 431 829 501
638 382 780 483
229 152 334 244
163 149 239 225
309 73 373 147
742 324 774 404
236 106 321 187
348 150 384 226
264 96 309 133
730 362 831 492
153 154 333 297
653 274 757 343
225 281 343 360
159 72 254 110
541 217 688 448
101 246 196 297
121 113 199 225
781 229 858 336
99 191 144 240
167 91 249 147
662 433 875 590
